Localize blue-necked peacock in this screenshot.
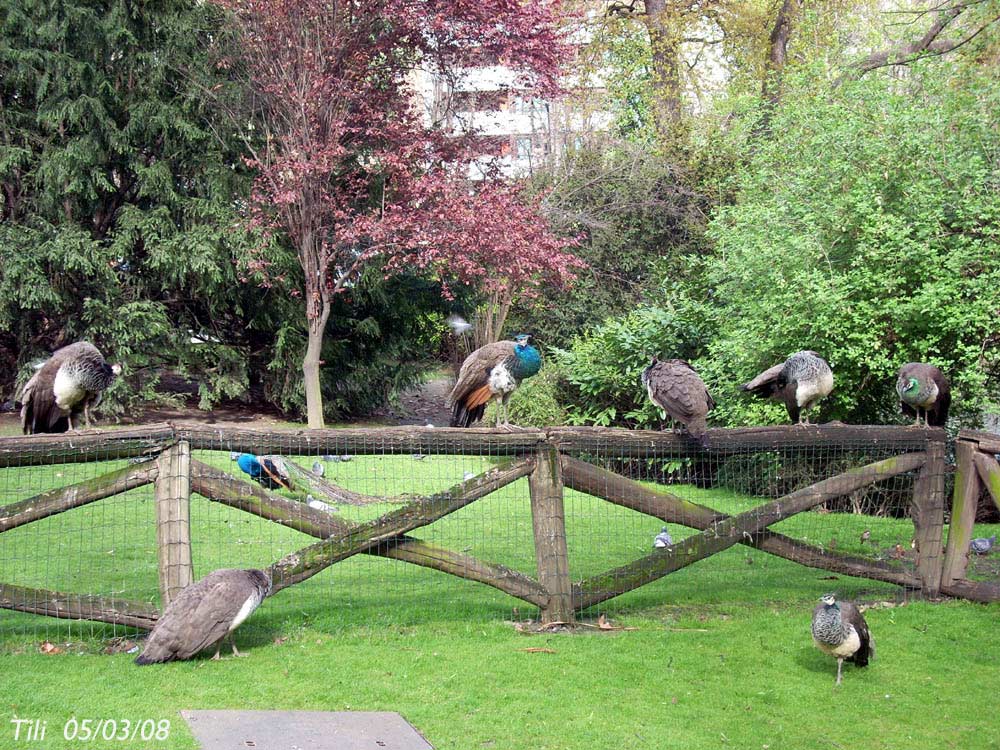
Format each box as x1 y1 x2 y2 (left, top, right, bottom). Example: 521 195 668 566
448 334 541 428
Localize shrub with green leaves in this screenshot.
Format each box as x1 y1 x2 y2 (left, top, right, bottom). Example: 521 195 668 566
550 302 712 427
701 60 1000 426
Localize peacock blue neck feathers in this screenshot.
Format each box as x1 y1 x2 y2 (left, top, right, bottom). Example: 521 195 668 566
513 343 542 380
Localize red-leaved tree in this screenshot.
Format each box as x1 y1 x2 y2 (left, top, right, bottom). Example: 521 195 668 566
213 0 581 427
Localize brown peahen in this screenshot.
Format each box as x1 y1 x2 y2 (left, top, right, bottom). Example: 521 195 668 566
18 342 121 434
135 569 271 664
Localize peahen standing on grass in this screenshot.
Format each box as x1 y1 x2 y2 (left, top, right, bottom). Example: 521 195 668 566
18 342 121 434
811 593 875 685
448 334 541 428
741 351 833 425
641 357 714 444
235 453 294 491
135 569 270 664
896 363 950 427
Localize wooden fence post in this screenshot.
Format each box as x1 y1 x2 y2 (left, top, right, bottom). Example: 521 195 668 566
941 439 981 588
911 438 947 597
155 440 193 607
529 445 574 624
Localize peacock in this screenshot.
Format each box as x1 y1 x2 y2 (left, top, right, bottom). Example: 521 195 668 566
235 453 294 491
896 363 950 427
135 568 270 664
741 351 833 425
18 341 121 434
811 593 875 685
641 357 714 443
448 334 541 428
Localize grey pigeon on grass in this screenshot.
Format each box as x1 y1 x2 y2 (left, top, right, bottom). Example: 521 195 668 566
970 535 996 555
653 526 673 549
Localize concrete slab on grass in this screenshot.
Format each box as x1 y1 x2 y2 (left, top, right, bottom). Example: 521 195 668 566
180 710 433 750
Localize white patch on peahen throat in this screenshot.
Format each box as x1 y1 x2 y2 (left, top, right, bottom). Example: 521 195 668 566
489 364 517 396
53 367 85 410
228 593 261 632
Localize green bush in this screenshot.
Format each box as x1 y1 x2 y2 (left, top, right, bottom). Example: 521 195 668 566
701 61 1000 426
484 366 567 427
549 302 712 428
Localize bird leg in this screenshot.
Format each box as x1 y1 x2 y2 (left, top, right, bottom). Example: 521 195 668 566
230 636 247 658
83 402 92 429
835 658 844 685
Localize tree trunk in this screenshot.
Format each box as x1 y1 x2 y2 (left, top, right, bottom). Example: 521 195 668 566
300 227 331 429
303 300 330 429
642 0 685 142
755 0 802 138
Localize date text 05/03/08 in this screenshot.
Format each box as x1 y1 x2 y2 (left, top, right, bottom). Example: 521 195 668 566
10 718 171 743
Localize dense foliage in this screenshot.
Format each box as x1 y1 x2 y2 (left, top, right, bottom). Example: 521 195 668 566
0 0 261 411
701 61 1000 426
552 56 1000 429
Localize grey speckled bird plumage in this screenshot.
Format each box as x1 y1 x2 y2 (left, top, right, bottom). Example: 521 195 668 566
741 351 833 424
811 594 874 685
641 358 714 441
135 569 270 665
896 363 950 427
18 342 120 434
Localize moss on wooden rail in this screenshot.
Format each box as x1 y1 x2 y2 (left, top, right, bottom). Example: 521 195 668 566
268 456 536 592
0 461 158 533
0 582 159 629
573 451 928 608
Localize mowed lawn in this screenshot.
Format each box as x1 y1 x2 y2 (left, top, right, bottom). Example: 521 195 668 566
2 446 999 749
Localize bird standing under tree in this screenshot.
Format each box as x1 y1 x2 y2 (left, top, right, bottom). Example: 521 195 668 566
448 334 541 428
18 342 121 434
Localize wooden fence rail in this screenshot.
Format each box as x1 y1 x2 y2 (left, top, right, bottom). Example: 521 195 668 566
1 423 997 633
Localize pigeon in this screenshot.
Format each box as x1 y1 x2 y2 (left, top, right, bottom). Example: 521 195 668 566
970 535 996 555
311 461 325 477
463 471 475 481
653 526 673 549
307 496 334 513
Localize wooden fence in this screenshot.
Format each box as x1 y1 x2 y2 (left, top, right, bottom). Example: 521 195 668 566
1 423 998 632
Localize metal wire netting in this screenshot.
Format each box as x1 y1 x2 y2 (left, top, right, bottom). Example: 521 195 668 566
1 425 994 649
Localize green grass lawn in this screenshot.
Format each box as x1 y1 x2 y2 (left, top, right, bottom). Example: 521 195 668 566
2 449 999 749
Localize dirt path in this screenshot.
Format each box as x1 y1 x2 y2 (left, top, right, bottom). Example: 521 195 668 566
377 374 455 426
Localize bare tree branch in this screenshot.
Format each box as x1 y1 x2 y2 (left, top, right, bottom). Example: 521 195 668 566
842 3 1000 82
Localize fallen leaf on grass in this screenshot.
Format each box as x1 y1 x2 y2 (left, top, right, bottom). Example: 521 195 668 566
39 641 62 655
519 648 557 654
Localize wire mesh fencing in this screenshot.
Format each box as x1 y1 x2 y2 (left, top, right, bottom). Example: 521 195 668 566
1 423 996 649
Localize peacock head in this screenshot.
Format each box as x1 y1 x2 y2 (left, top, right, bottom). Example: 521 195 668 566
819 593 838 607
902 377 919 394
236 453 260 475
513 333 532 349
